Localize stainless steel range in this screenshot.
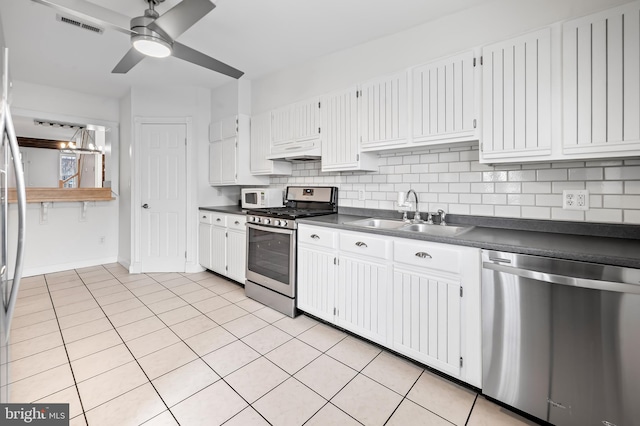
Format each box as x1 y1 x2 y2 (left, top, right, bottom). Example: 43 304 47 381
245 186 338 317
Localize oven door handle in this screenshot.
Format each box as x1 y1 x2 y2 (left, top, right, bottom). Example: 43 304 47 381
247 222 295 235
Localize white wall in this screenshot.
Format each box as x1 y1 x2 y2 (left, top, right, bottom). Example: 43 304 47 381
118 91 132 268
252 0 631 113
8 81 120 276
20 147 59 187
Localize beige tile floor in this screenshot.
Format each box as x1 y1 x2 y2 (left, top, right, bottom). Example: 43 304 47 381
4 264 538 426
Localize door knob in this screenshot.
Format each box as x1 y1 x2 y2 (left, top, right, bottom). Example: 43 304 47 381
142 204 149 209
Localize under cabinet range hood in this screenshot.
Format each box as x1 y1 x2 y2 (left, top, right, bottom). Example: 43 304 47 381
266 140 321 162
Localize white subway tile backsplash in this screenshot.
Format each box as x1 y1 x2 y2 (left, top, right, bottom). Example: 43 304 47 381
604 166 640 180
586 209 623 223
537 169 568 181
482 171 508 182
273 147 640 225
521 207 551 220
569 168 603 181
507 170 536 182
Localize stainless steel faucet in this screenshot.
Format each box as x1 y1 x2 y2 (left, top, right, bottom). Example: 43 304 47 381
406 189 422 223
437 209 447 226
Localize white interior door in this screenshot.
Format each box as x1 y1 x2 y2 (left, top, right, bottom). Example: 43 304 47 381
140 122 186 272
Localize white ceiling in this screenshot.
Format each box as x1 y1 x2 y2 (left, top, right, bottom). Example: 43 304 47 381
0 0 490 99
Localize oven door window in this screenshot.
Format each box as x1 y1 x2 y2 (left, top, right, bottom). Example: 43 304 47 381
247 226 294 295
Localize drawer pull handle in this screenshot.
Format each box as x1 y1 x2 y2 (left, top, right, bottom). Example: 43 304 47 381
202 216 206 219
216 218 221 222
310 234 320 239
234 221 240 225
415 252 432 259
355 241 368 248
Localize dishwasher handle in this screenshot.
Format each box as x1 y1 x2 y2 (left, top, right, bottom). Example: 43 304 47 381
483 261 640 295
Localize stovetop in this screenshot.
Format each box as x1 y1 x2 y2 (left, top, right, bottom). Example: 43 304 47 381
246 207 336 220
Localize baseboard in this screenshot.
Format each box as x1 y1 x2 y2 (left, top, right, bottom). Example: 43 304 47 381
22 256 119 277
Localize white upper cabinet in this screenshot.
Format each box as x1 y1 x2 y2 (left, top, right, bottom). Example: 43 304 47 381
269 97 322 157
209 115 269 186
360 70 409 150
480 28 553 162
411 51 478 144
563 2 640 158
321 87 377 172
249 112 292 176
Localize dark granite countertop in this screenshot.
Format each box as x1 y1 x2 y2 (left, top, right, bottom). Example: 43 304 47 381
199 205 246 214
298 213 640 269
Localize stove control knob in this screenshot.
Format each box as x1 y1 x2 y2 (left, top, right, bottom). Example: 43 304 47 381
274 220 281 226
248 216 255 222
281 220 288 227
263 218 271 225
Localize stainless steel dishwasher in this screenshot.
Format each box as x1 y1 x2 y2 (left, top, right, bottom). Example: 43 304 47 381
482 250 640 426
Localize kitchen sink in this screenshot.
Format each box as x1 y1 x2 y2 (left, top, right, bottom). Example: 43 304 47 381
400 223 474 236
344 218 474 236
344 218 407 229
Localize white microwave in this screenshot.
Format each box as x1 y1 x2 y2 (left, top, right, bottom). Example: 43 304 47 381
241 188 284 209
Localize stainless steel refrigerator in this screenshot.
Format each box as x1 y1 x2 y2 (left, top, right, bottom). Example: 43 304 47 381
0 12 27 403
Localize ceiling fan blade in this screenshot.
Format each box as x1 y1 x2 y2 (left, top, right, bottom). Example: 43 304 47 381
31 0 134 36
112 48 146 74
147 0 215 41
172 42 244 79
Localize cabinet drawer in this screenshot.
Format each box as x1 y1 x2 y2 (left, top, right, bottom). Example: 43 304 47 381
298 226 337 249
228 214 246 231
211 213 227 227
340 232 390 260
199 211 213 224
394 239 460 274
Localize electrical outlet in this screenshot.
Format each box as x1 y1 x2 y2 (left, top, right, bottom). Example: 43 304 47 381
358 190 366 201
563 190 589 211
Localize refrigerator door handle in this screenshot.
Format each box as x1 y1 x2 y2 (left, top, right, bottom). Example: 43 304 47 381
3 104 26 340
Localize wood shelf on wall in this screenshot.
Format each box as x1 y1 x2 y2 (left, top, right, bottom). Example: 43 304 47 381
8 187 114 203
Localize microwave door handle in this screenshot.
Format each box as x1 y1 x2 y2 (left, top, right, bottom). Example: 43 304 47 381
3 105 27 340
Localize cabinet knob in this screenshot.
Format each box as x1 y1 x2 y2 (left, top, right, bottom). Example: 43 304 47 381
310 234 320 239
234 221 240 225
415 252 432 259
142 204 149 209
216 218 221 222
355 241 368 248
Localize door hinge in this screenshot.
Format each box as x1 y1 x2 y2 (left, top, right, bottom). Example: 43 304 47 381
185 251 187 259
185 138 187 145
225 265 228 271
318 101 321 108
333 307 337 315
460 357 464 367
356 154 360 161
225 231 228 237
480 56 483 65
334 257 339 265
473 119 477 129
480 143 483 151
460 286 463 297
318 127 321 134
473 57 476 67
356 89 359 98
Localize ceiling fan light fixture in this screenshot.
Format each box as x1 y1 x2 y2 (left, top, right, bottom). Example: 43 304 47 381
132 34 172 58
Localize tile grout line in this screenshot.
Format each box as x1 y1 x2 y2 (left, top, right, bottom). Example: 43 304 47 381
41 271 90 426
465 393 479 425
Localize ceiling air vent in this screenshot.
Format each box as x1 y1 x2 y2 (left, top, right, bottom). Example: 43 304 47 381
56 14 103 34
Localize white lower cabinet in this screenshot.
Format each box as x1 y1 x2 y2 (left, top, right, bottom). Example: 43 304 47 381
296 223 481 387
199 210 246 284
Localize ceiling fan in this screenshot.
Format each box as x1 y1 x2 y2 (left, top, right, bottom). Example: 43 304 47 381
31 0 244 78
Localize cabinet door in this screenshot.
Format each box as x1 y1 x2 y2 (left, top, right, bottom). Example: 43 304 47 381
226 229 246 283
412 51 477 143
220 137 237 184
322 87 376 172
208 141 222 184
271 105 295 147
481 28 552 161
293 97 322 142
220 116 237 139
210 226 227 275
359 70 408 149
250 112 273 174
563 2 640 158
198 223 212 270
336 255 389 345
393 267 461 377
297 245 336 322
